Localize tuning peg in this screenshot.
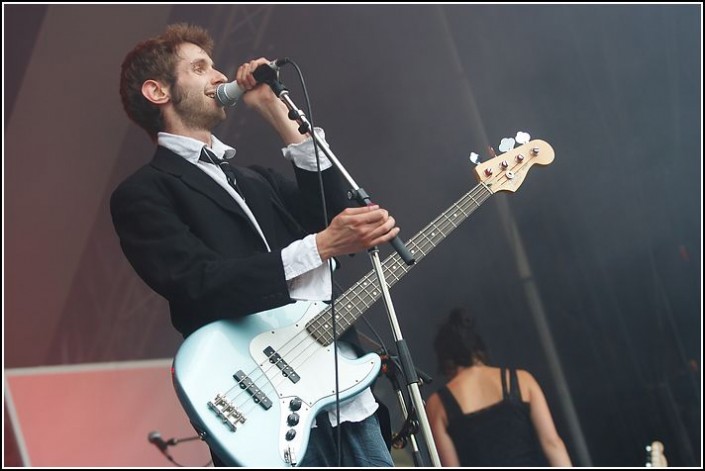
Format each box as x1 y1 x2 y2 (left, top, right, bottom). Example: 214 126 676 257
515 131 531 144
498 137 515 153
468 152 481 165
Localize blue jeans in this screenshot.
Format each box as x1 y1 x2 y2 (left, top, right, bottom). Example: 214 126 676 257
299 412 394 467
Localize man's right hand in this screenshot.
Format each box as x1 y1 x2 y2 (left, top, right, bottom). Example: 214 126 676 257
315 205 400 261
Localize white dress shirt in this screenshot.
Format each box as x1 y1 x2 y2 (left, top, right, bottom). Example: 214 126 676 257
157 130 378 427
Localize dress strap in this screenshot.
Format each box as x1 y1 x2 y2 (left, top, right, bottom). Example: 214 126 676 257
437 386 464 421
508 368 522 402
500 367 509 400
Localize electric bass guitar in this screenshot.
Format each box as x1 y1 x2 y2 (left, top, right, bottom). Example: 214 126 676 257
172 138 555 466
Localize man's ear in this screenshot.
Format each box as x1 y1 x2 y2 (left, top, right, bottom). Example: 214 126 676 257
142 80 170 104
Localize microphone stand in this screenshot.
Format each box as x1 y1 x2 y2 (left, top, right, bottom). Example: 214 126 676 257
167 434 211 467
381 353 433 467
265 77 441 467
169 435 202 446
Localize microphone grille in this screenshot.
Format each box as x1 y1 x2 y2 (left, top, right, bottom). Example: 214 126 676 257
215 83 237 107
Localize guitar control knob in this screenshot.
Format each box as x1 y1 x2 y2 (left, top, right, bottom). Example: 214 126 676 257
287 413 300 426
289 398 302 411
285 429 297 441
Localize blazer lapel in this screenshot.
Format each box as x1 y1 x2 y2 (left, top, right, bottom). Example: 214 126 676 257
150 147 304 249
151 146 250 220
230 166 289 245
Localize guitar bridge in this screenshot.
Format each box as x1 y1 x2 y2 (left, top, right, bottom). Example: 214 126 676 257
208 393 246 431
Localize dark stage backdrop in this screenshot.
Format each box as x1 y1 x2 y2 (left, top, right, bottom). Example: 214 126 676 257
4 4 701 467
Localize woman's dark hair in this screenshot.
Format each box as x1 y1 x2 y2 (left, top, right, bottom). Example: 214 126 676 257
119 23 214 140
433 308 488 377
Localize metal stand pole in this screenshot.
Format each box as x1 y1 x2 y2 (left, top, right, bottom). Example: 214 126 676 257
265 78 441 466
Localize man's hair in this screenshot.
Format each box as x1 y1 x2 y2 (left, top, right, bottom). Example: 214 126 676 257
120 23 214 140
433 308 488 377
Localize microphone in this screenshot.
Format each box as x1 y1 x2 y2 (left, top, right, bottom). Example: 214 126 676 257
147 431 174 453
215 59 288 107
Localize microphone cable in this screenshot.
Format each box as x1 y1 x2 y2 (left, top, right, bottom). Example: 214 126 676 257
147 431 212 467
280 58 343 467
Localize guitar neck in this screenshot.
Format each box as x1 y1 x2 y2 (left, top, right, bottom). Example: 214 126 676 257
307 182 494 344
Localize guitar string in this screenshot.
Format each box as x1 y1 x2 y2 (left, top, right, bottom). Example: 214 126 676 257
190 146 548 461
210 140 540 423
218 168 526 434
205 182 490 432
215 182 495 425
217 186 490 432
217 181 496 426
222 147 534 414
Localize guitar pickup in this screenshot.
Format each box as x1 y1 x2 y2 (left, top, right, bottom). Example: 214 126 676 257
233 370 273 410
208 393 247 431
263 346 300 383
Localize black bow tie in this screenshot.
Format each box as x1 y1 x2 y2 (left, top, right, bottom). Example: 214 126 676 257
199 148 244 199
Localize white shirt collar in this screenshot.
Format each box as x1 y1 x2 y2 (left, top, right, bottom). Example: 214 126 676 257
157 132 236 162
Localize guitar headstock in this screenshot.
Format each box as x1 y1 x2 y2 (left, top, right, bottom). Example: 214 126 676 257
473 139 554 193
646 440 668 467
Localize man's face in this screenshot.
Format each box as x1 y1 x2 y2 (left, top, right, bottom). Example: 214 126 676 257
170 42 227 131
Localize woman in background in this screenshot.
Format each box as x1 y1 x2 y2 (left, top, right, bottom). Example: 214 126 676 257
426 308 572 467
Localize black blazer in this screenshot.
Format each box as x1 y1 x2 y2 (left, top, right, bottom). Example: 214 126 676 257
111 145 351 337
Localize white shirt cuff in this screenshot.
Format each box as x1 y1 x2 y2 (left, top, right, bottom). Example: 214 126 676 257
282 127 332 171
281 234 332 301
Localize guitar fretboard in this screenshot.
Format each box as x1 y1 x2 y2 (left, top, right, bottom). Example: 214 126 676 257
306 182 493 344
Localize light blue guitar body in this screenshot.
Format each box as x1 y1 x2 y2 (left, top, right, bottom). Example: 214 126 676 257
172 300 380 467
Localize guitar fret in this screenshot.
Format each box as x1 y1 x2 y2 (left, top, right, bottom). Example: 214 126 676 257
388 256 408 281
455 201 469 217
308 308 330 342
309 317 324 332
338 300 356 325
384 268 401 284
407 241 425 258
309 182 497 346
358 282 372 302
468 192 481 209
344 301 360 326
351 283 372 309
429 224 446 241
418 230 436 252
443 211 459 228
